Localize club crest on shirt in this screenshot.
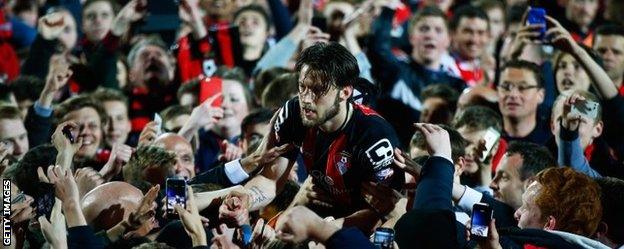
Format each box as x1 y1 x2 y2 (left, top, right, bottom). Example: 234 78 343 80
335 151 352 175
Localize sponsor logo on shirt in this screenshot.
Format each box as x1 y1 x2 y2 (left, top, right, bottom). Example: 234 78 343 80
365 139 394 170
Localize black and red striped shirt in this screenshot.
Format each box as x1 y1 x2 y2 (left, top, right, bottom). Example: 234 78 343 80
274 98 403 215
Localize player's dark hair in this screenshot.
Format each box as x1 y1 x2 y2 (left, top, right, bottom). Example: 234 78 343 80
295 42 359 97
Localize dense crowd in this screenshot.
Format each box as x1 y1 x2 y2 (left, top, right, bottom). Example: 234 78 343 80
0 0 623 248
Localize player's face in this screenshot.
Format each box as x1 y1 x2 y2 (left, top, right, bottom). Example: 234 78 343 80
298 66 342 127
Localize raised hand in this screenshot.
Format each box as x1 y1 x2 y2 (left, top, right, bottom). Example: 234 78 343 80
9 195 35 224
38 12 66 40
179 0 207 39
124 184 160 239
393 148 422 178
251 218 275 249
477 219 502 249
414 123 452 163
74 167 105 199
179 93 224 141
51 121 84 161
45 165 80 205
191 93 224 129
44 56 73 94
298 0 313 26
218 141 243 162
561 93 587 131
210 224 239 249
111 0 148 36
0 142 11 175
302 26 331 50
218 191 251 227
99 143 133 181
176 186 208 247
138 121 160 146
39 198 67 249
545 16 577 54
275 206 338 244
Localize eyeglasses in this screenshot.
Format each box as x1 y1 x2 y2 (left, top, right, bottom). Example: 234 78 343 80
497 84 540 93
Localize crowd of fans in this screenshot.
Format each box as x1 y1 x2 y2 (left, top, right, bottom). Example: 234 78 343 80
0 0 623 248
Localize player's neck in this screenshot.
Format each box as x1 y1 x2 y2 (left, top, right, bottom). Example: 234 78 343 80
320 102 352 133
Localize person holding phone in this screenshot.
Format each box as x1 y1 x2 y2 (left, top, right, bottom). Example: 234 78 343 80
453 105 504 192
54 94 107 162
550 91 624 179
394 123 462 248
477 167 605 249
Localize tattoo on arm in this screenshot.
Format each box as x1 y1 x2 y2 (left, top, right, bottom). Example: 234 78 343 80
249 186 269 207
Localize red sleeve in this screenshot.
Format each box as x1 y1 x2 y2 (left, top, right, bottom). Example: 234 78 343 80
176 35 209 83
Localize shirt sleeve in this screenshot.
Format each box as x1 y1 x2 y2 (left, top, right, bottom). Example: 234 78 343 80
273 98 305 160
355 115 401 187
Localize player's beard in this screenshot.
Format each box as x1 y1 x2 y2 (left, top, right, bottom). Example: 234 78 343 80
301 92 341 128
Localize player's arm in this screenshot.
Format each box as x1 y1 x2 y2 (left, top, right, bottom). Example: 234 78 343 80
242 157 294 211
227 101 300 211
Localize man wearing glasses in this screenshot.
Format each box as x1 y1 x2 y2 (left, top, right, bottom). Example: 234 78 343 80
497 60 552 145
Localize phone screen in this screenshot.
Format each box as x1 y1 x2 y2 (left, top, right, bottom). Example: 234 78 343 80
373 228 394 249
471 203 492 240
570 99 599 120
36 183 56 219
199 77 223 107
312 16 328 32
526 8 546 40
166 178 187 217
480 128 501 162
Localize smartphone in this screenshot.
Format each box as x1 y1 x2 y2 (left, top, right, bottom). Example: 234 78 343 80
480 128 501 162
166 178 187 218
471 203 493 240
570 99 599 120
312 16 328 33
62 125 75 143
135 0 181 47
36 183 56 219
199 77 223 107
526 8 547 40
373 227 395 249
